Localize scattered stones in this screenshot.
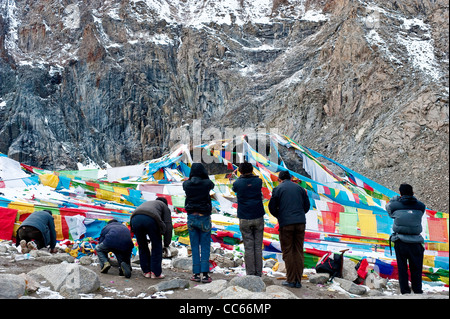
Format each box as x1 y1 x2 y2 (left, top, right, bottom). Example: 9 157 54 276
210 253 235 268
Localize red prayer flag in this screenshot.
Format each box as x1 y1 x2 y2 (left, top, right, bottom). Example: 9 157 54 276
0 207 18 240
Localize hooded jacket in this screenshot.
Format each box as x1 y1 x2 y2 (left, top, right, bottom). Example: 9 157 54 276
99 220 134 252
182 163 215 215
386 195 426 243
19 210 57 249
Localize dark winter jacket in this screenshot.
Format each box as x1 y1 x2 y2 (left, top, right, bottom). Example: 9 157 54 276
99 220 134 252
131 200 173 247
386 195 426 243
268 180 310 227
232 174 265 220
19 210 57 249
182 163 215 215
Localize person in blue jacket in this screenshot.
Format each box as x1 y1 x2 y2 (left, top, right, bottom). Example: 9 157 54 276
232 162 265 276
16 210 57 253
386 183 426 294
96 219 134 278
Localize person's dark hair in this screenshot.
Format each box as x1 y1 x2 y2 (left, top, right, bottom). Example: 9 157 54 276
107 219 118 224
279 170 291 181
238 162 253 175
42 209 53 215
156 197 168 206
399 183 414 196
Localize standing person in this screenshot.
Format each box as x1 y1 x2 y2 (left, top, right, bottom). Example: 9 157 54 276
386 183 426 294
232 162 265 276
16 210 57 254
96 219 134 278
183 163 215 283
130 197 173 278
268 170 310 288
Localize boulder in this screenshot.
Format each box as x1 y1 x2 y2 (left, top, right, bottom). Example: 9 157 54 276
229 275 265 292
309 273 331 284
172 257 192 271
150 277 190 292
0 274 27 299
194 279 228 294
334 277 367 296
27 263 100 294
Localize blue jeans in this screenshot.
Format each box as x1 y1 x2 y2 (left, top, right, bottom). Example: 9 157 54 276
131 214 163 276
187 214 211 274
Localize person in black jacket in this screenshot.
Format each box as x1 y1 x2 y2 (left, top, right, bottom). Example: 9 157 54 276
16 210 57 253
130 197 173 278
232 162 265 276
269 170 310 288
386 183 426 294
96 219 134 278
183 163 215 283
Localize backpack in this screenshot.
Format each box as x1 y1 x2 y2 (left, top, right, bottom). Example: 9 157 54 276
315 249 348 281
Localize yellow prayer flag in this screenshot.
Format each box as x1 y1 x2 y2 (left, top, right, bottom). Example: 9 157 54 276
358 211 378 237
53 214 65 241
39 174 59 188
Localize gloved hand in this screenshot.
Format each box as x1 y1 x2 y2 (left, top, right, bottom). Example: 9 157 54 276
162 246 172 258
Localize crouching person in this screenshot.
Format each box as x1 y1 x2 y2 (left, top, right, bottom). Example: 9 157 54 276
16 210 57 253
96 219 134 278
130 197 173 279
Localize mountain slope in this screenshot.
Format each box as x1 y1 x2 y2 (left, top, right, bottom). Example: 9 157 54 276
0 0 448 211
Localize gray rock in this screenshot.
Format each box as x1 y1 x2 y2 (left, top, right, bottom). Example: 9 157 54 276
365 272 387 290
210 254 235 268
334 277 367 295
27 264 100 294
229 275 265 292
30 249 52 258
35 253 75 264
212 285 299 299
0 274 27 299
264 285 299 299
264 259 277 269
213 285 256 299
18 273 40 294
172 257 192 271
309 273 331 284
341 258 359 282
194 279 228 294
79 256 93 265
0 245 8 253
150 277 190 292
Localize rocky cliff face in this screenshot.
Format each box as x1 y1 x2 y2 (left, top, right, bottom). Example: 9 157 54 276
0 0 448 211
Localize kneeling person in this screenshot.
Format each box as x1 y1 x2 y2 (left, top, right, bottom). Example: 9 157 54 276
96 219 134 278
